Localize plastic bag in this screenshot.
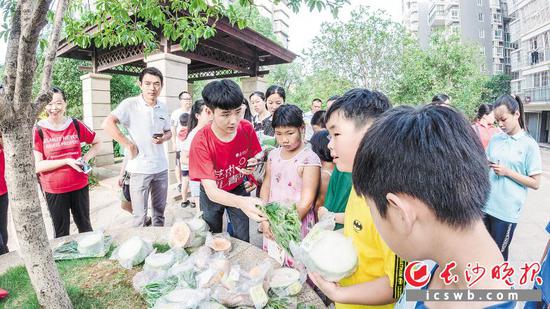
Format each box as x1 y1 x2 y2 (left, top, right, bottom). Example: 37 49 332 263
268 267 307 297
152 288 210 309
196 253 230 288
144 248 188 272
190 246 213 270
198 300 227 309
53 231 113 260
290 218 357 282
133 270 169 292
205 232 232 253
185 212 209 248
169 221 195 249
141 275 179 308
265 293 299 309
110 236 153 269
168 259 197 289
211 286 254 308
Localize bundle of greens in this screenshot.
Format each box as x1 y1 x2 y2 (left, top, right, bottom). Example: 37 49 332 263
259 202 301 255
141 275 179 308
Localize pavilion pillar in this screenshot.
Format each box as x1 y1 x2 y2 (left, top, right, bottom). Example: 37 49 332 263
241 76 268 101
80 73 114 167
145 53 191 184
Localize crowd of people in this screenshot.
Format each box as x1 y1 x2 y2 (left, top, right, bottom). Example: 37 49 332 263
0 65 547 308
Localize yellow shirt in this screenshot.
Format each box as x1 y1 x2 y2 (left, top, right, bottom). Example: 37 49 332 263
336 189 407 309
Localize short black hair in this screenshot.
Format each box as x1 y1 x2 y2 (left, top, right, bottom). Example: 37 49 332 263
272 104 304 128
353 104 489 228
310 130 332 162
312 98 322 104
327 95 340 102
250 91 265 101
178 91 191 100
475 103 493 121
432 93 450 105
139 67 164 85
51 86 66 101
325 88 391 128
201 79 244 111
311 110 326 127
179 113 190 127
265 85 286 101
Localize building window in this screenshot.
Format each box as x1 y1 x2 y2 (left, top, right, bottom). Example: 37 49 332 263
542 72 549 87
478 13 484 22
477 0 482 6
479 29 485 38
494 29 503 40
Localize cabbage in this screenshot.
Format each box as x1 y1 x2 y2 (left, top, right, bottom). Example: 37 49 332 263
77 232 104 256
269 268 302 296
144 250 176 272
299 229 357 282
112 236 153 269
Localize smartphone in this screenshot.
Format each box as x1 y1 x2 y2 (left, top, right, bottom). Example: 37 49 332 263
81 162 92 174
246 161 265 168
152 133 163 139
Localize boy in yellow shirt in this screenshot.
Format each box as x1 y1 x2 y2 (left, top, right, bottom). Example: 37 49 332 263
312 89 406 309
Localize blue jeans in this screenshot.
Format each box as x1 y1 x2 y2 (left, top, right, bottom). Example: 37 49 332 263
200 183 250 242
484 214 517 261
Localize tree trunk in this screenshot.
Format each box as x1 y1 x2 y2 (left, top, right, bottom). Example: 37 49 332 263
2 122 72 308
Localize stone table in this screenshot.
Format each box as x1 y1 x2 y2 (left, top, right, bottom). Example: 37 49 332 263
0 227 326 308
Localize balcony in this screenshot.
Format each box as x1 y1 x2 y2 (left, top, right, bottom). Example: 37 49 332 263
523 86 550 103
526 47 550 66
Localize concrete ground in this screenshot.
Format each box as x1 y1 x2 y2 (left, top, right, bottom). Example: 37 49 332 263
5 149 550 275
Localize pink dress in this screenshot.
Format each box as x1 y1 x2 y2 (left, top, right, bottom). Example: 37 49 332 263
263 146 321 266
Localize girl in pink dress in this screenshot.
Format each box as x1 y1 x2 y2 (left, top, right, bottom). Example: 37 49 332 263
260 104 321 267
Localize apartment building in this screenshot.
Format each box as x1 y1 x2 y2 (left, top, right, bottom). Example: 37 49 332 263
255 0 291 48
403 0 511 75
509 0 550 143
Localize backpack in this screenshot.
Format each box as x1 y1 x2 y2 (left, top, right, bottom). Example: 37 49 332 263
36 117 81 141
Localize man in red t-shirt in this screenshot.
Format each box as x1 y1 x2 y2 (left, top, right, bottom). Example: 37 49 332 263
0 133 8 254
189 80 266 242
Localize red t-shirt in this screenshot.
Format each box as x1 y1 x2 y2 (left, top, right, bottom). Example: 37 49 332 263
33 119 96 194
0 144 6 196
189 120 262 191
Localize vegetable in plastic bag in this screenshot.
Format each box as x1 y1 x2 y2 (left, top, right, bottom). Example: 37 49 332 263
290 221 357 282
205 232 232 253
77 232 104 255
269 267 304 297
259 202 301 256
142 275 179 308
111 236 153 269
169 221 193 249
144 248 187 272
186 212 209 248
198 300 227 309
53 231 113 260
153 288 210 309
196 254 230 288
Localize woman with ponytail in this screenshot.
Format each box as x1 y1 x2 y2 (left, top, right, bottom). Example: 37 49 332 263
472 103 500 149
484 94 542 260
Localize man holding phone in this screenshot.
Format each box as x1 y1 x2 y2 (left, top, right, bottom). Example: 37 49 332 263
103 67 172 227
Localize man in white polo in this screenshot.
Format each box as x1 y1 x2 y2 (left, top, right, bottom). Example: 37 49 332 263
102 67 172 227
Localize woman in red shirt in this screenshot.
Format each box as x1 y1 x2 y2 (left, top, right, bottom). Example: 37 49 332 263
0 133 8 254
33 87 101 238
472 103 501 150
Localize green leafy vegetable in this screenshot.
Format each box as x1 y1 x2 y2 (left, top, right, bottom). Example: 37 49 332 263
260 202 301 255
142 275 179 308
